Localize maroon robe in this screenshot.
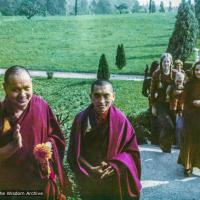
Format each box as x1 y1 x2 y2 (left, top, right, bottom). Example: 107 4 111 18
0 95 70 198
67 104 141 199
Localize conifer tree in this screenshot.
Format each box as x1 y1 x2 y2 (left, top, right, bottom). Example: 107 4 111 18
115 44 126 70
159 1 165 12
195 0 200 33
97 54 110 80
168 1 172 12
151 0 156 13
167 2 199 61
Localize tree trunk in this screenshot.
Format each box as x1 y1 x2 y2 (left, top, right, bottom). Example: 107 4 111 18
75 0 78 15
149 0 152 13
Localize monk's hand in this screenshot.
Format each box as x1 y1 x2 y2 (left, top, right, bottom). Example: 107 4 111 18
13 124 23 148
100 164 115 179
90 165 104 177
100 161 109 170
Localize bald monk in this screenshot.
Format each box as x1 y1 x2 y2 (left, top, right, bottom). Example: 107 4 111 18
67 80 141 200
0 66 71 199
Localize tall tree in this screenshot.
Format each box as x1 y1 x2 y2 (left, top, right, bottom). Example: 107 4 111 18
47 0 66 15
168 1 172 12
0 0 22 16
97 54 110 80
79 0 89 14
132 0 140 13
115 44 126 70
159 1 165 12
195 0 200 33
89 0 96 13
149 0 152 13
74 0 78 15
151 0 156 13
18 0 46 19
167 2 199 61
96 0 112 14
115 3 128 14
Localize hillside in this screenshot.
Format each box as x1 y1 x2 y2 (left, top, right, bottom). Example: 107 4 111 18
0 13 176 74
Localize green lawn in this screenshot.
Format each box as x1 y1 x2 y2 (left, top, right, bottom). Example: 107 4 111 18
0 13 176 74
0 77 148 129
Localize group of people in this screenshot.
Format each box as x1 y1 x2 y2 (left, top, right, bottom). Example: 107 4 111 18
0 66 141 200
142 53 200 177
1 53 199 199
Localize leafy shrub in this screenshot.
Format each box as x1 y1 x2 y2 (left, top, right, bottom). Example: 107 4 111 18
127 110 151 144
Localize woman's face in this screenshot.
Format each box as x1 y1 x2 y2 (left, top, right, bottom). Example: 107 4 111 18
194 65 200 79
4 72 33 111
162 57 171 75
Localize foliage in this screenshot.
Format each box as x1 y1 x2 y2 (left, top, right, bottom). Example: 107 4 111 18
46 0 66 15
0 14 176 75
195 0 200 33
168 1 172 12
159 1 165 13
151 1 156 13
127 111 151 144
74 0 78 15
149 0 156 13
18 0 46 19
79 0 89 15
0 0 21 16
131 0 140 13
97 54 110 80
46 71 54 79
0 0 66 16
115 44 126 70
115 3 128 14
95 0 112 14
167 2 199 61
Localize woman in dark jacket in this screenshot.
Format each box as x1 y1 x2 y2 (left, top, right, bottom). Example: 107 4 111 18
178 61 200 176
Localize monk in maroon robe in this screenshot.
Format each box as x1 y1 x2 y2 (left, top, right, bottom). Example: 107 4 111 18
0 66 70 199
67 80 141 200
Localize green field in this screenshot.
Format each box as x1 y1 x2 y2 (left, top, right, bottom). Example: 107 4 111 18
0 13 176 75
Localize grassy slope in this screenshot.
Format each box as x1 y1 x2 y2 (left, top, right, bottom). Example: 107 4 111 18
0 13 176 74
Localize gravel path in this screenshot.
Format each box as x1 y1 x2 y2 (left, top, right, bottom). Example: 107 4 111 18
0 68 144 81
140 144 200 200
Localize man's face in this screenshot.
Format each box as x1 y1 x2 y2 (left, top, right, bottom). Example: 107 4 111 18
4 72 33 110
194 65 200 79
90 84 115 115
162 57 171 74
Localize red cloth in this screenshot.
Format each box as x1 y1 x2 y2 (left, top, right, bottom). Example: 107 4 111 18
0 95 70 198
67 104 142 199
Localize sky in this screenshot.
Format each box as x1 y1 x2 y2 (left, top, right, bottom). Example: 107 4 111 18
139 0 194 7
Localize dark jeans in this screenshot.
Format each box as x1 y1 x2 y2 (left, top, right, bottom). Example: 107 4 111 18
155 103 175 152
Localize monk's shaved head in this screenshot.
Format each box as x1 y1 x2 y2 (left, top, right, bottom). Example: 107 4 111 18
91 80 113 94
4 65 31 84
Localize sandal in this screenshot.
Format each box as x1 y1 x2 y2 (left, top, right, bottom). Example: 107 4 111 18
184 168 193 177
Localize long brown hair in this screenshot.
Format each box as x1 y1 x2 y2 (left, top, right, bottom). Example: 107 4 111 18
158 53 173 88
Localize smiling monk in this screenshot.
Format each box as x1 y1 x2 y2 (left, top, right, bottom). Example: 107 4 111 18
0 65 71 200
67 79 141 200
